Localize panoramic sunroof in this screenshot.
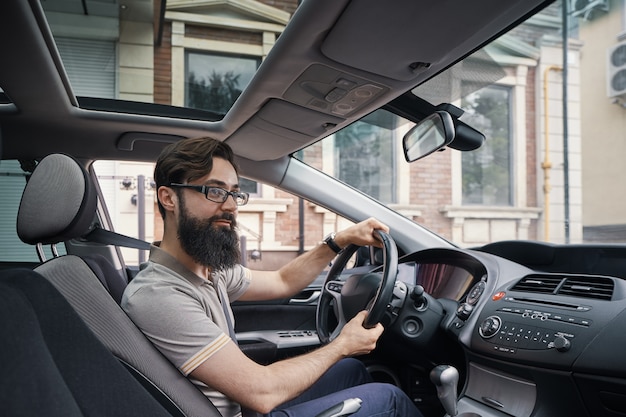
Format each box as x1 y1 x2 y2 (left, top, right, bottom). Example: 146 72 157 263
40 0 264 121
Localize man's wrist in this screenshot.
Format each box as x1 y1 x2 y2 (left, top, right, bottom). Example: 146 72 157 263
322 232 344 254
325 333 350 358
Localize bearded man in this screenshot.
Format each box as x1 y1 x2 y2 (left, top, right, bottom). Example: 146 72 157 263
121 137 423 417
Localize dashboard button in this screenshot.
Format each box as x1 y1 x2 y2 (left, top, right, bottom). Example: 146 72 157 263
492 291 506 301
479 316 502 338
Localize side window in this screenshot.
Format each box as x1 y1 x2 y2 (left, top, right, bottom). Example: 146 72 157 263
0 160 65 262
92 160 156 267
93 159 352 271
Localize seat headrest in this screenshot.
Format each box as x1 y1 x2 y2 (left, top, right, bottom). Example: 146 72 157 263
17 154 97 245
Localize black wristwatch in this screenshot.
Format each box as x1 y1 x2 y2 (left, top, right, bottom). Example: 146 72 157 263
322 232 343 254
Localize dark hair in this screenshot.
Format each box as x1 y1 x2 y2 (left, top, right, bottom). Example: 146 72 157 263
154 137 239 219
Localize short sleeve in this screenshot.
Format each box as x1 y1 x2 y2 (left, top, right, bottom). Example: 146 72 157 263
219 264 251 301
122 264 230 375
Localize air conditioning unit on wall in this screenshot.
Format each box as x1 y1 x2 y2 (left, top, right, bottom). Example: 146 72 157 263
607 42 626 99
571 0 608 20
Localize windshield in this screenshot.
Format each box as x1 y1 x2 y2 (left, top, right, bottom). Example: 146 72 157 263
297 1 626 247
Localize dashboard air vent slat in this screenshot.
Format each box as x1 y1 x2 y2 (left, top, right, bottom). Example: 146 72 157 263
511 275 562 294
558 277 614 301
511 274 615 301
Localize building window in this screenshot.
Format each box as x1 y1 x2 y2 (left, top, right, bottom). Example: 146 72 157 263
240 178 260 196
185 51 260 114
461 85 513 206
334 110 397 203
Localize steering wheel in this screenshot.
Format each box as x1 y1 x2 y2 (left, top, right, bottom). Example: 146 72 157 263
316 230 398 344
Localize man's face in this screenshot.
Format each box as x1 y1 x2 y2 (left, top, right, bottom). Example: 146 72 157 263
175 158 242 270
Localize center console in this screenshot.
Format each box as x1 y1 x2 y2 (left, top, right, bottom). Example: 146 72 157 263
470 273 624 369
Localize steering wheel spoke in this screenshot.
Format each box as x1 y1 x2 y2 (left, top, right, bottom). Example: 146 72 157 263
324 280 344 298
323 280 344 318
316 231 398 344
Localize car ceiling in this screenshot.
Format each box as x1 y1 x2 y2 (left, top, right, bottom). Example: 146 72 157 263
0 0 553 166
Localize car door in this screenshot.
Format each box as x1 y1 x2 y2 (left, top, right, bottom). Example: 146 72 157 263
233 246 377 364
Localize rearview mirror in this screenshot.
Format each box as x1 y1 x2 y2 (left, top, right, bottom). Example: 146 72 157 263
402 111 455 162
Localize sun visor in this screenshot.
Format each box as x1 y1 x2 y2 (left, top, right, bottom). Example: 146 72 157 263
226 99 344 161
256 99 344 137
320 0 544 82
320 0 455 81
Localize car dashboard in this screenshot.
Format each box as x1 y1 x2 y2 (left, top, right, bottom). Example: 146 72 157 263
392 242 626 417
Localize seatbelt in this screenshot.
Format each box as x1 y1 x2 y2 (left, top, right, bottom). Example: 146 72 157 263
82 227 151 250
217 285 237 343
84 226 237 342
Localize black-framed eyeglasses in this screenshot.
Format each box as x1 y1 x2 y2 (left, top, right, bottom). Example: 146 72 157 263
169 183 249 206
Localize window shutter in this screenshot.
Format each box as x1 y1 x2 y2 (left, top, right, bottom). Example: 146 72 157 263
55 37 116 99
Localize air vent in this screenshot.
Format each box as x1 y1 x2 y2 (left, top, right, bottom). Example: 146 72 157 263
511 274 615 301
510 275 562 294
558 276 614 301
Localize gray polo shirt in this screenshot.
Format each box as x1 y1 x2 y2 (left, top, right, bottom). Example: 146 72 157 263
121 245 251 417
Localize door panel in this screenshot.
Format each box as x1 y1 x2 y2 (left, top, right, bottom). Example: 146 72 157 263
233 287 321 363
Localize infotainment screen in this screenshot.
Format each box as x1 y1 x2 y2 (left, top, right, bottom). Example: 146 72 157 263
396 261 417 285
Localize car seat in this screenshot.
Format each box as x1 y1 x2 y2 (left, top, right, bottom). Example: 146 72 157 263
15 153 222 417
0 267 176 417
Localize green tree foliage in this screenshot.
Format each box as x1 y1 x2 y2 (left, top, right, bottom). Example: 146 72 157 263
187 70 242 115
462 86 512 205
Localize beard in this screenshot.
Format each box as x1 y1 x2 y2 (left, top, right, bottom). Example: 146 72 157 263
177 198 241 271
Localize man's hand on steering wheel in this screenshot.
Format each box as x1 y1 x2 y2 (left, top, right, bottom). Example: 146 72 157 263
316 221 398 344
331 217 390 251
333 310 384 357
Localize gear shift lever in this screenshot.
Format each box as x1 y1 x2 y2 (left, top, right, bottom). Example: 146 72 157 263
430 365 459 416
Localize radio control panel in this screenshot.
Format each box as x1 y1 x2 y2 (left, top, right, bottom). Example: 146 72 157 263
471 294 605 366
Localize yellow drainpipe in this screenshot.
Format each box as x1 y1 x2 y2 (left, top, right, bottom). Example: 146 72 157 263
542 65 562 242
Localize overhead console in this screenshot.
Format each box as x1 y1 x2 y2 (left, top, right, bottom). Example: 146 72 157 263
226 98 345 161
284 64 388 117
228 66 389 161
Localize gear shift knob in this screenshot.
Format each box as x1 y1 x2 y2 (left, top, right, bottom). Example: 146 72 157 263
430 365 459 416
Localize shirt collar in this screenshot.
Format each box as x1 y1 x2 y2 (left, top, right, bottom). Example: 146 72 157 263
147 244 209 288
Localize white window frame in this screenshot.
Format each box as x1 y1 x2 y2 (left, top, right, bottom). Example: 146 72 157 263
442 64 541 245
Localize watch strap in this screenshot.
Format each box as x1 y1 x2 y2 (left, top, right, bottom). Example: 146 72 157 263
323 232 343 254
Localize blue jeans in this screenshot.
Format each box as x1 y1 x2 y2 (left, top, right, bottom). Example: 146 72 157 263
267 358 423 417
